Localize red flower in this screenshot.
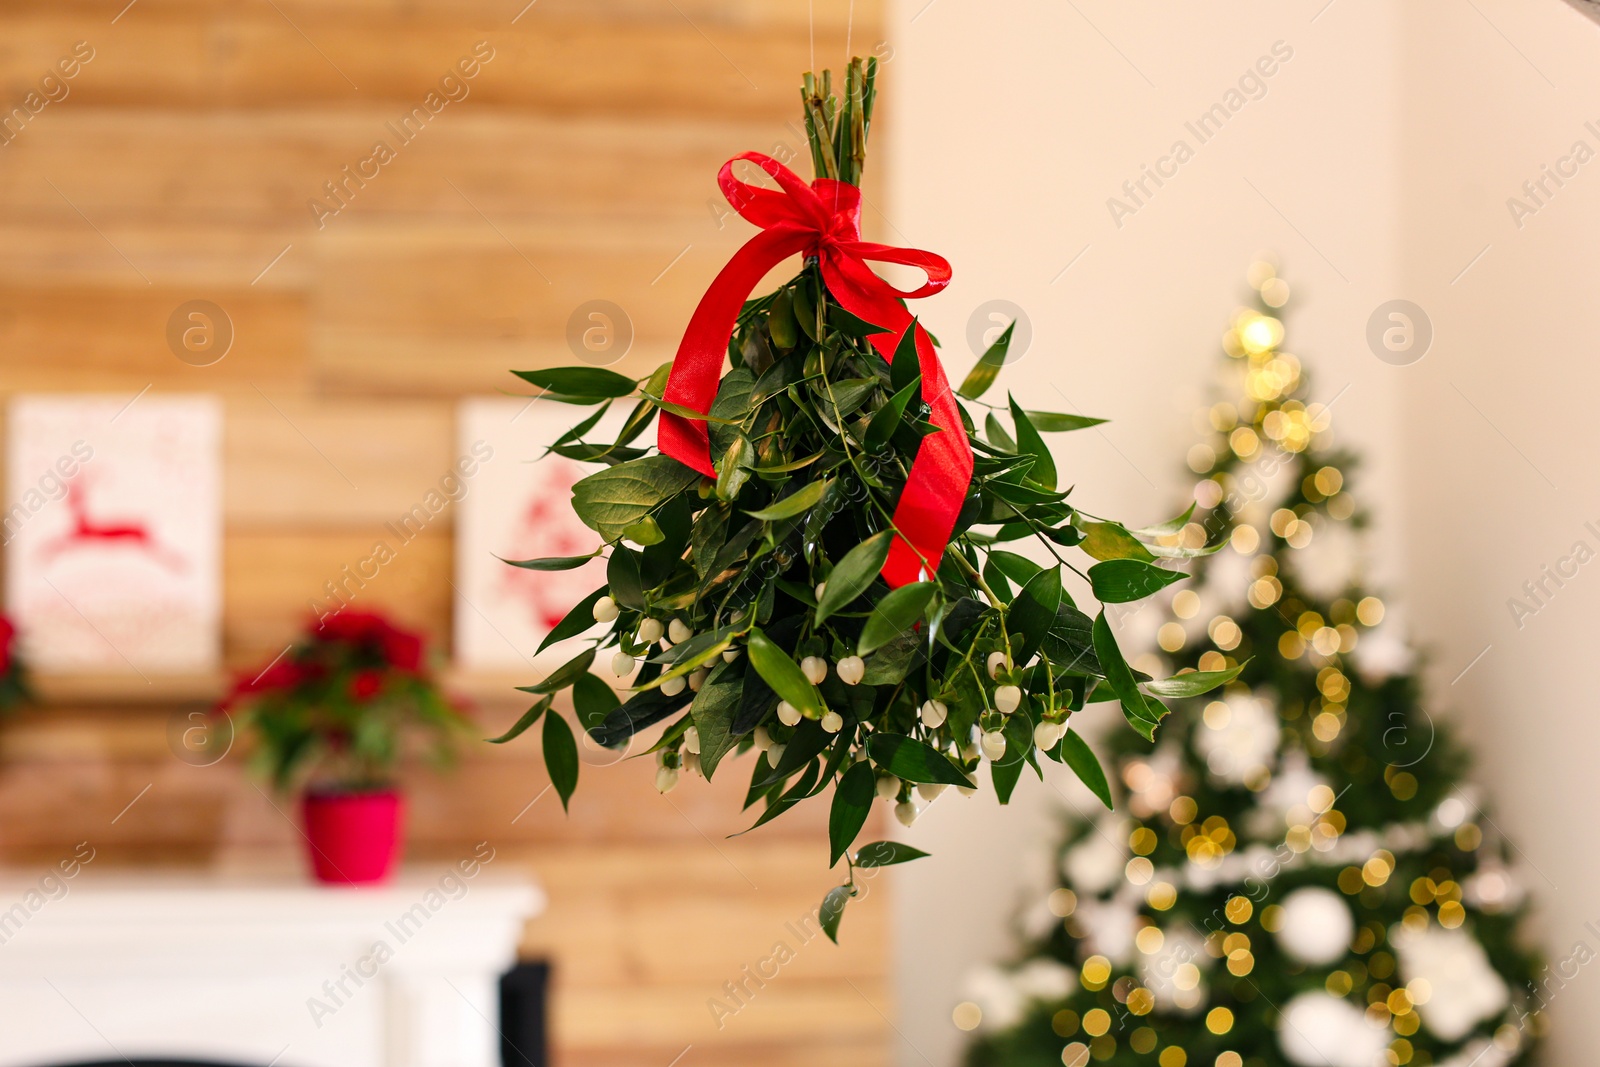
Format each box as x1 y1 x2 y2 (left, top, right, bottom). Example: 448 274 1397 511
381 629 424 672
317 611 391 645
349 670 384 702
0 616 13 677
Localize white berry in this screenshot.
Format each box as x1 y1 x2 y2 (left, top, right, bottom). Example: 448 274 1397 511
722 648 741 663
801 656 828 685
875 774 901 800
655 766 679 793
957 785 977 798
777 700 802 726
987 651 1007 679
611 651 635 676
821 710 844 733
895 800 919 827
660 674 687 697
768 742 786 765
682 751 702 777
836 655 865 686
1034 721 1065 750
917 782 947 802
593 596 619 623
688 667 708 692
668 618 693 643
683 726 701 754
753 726 773 751
980 729 1007 761
995 685 1022 714
638 618 664 643
814 581 827 600
919 699 948 728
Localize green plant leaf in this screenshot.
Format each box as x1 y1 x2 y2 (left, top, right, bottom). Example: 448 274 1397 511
716 434 754 502
691 662 743 779
768 288 799 348
520 647 597 696
1060 728 1113 809
652 626 739 686
571 455 701 542
1024 411 1107 432
744 478 831 522
985 550 1042 588
857 581 936 656
513 366 637 399
606 549 645 609
621 516 664 546
1008 396 1056 491
500 551 601 571
853 841 931 868
820 884 852 944
746 626 824 716
535 587 607 654
637 393 740 424
1009 567 1063 668
1088 559 1187 603
542 710 579 811
485 699 549 744
957 321 1014 400
866 733 974 786
1143 660 1249 699
1131 502 1197 537
864 379 919 450
1091 612 1168 740
571 671 620 734
984 412 1017 453
889 320 922 398
815 530 892 623
829 761 875 866
1078 520 1157 563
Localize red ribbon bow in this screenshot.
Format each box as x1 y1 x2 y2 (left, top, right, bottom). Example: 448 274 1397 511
658 152 973 587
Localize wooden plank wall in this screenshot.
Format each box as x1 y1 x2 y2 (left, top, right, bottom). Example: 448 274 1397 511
0 2 893 1064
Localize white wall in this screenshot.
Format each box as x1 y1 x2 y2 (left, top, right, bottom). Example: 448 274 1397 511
883 2 1405 1064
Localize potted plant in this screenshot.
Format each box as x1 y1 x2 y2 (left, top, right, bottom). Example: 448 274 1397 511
0 615 30 714
223 611 468 885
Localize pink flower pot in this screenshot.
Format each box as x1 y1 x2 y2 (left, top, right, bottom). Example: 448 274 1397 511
301 788 405 885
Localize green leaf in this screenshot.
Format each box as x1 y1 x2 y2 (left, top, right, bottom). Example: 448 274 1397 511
652 626 739 687
744 478 830 522
822 377 879 420
571 671 620 734
571 455 701 543
691 662 743 779
1009 396 1056 491
514 366 637 399
1091 612 1168 740
536 587 608 654
829 762 875 866
957 320 1014 400
984 412 1017 453
542 710 579 811
500 552 600 572
716 434 754 502
853 841 931 868
1009 567 1063 669
746 627 824 716
1131 502 1197 537
1024 411 1107 432
768 288 799 349
889 321 923 399
1060 728 1113 809
857 581 936 657
815 530 892 624
860 631 923 685
605 550 645 610
820 884 852 944
866 733 974 786
865 378 919 449
1088 559 1187 603
485 699 549 744
621 516 664 546
520 648 597 695
1143 660 1249 699
1078 520 1157 563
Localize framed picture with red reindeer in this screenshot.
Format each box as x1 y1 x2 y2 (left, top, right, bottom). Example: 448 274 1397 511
453 397 614 672
4 394 222 673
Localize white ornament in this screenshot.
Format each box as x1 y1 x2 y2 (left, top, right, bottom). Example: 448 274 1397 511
836 655 865 685
1278 992 1388 1067
655 766 680 794
920 700 948 727
777 700 802 726
683 726 701 754
610 651 635 676
638 617 664 643
1193 689 1279 784
987 651 1007 679
821 710 844 733
660 674 686 697
801 656 828 684
668 618 693 643
1275 887 1354 965
894 800 919 827
994 685 1022 714
1393 924 1510 1042
980 730 1007 761
593 596 619 623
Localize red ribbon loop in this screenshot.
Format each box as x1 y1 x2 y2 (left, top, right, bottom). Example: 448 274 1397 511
658 152 973 588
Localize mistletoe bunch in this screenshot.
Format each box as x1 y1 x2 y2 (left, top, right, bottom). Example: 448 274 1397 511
223 611 469 792
497 60 1239 939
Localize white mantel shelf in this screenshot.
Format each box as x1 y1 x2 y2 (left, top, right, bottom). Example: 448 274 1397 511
0 867 544 1067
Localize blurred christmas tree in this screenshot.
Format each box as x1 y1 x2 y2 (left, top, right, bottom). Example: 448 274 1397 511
959 261 1543 1067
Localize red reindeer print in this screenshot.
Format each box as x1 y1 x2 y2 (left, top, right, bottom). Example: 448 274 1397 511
37 478 187 572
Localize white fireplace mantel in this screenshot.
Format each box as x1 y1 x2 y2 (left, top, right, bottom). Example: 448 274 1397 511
0 866 543 1067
